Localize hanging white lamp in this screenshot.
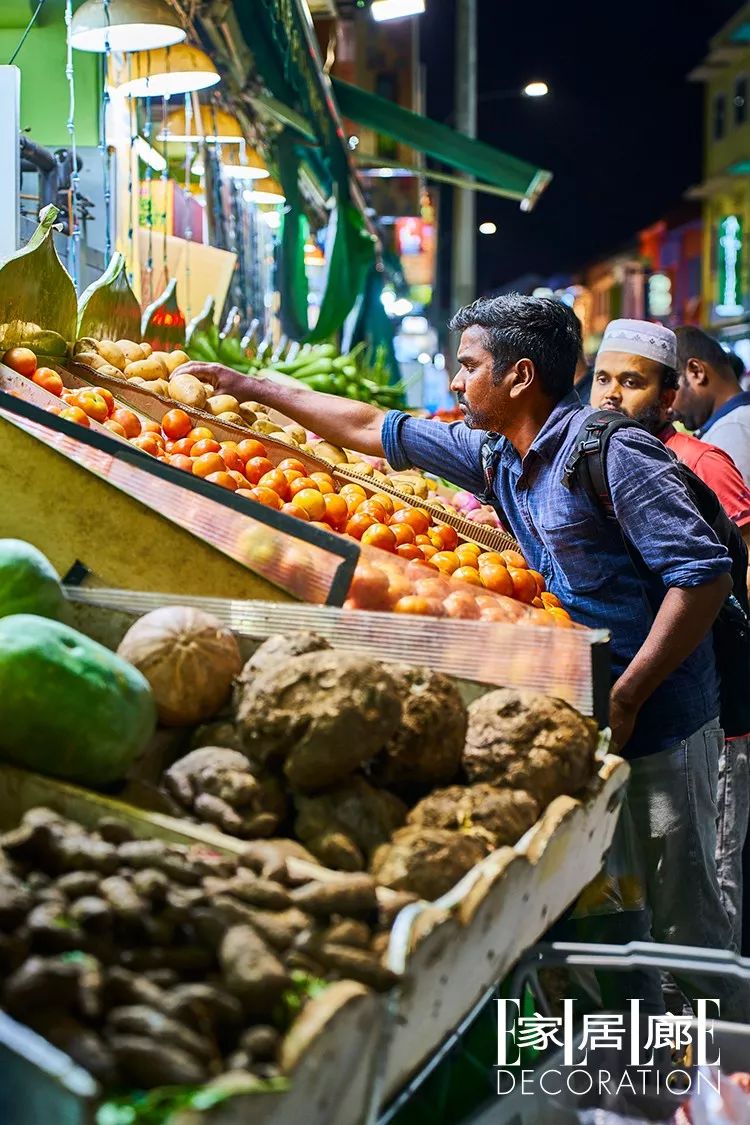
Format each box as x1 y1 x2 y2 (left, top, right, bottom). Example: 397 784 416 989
71 0 186 53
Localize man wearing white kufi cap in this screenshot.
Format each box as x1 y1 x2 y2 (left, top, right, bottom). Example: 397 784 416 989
186 294 750 1018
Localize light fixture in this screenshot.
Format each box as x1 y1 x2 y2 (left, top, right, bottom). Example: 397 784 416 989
371 0 425 21
242 176 285 205
391 297 414 316
113 42 220 97
523 81 549 98
479 221 497 235
71 0 186 53
417 352 432 365
262 210 282 230
133 135 167 171
223 154 269 180
191 158 204 176
157 105 242 145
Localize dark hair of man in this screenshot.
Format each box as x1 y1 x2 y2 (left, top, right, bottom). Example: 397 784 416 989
448 294 582 402
675 325 738 383
728 351 746 381
658 364 679 392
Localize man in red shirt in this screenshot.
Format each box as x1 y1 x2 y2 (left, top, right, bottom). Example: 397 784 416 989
591 320 750 953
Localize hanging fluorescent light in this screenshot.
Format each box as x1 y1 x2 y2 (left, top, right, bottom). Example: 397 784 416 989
113 43 220 97
191 158 205 176
71 0 186 53
371 0 425 21
134 135 167 171
157 105 242 145
262 210 282 230
242 177 285 205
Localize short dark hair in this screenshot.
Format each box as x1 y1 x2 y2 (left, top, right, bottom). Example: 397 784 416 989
448 294 582 401
675 325 737 381
728 351 746 381
658 364 679 392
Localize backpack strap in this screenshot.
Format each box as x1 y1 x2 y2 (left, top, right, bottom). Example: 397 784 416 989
562 410 642 519
478 431 511 528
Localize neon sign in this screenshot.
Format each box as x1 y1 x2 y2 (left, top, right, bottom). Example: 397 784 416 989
717 215 744 316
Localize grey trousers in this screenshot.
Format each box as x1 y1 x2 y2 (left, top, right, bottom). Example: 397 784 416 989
716 733 750 953
577 720 750 1022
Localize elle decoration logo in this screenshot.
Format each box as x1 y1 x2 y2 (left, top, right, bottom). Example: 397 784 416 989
717 215 744 317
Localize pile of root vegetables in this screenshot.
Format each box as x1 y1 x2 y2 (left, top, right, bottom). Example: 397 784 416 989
0 808 402 1093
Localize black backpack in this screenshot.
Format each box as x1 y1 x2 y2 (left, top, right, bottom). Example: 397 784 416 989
562 411 750 737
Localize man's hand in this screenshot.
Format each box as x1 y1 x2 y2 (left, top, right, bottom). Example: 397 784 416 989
608 683 639 751
174 361 250 402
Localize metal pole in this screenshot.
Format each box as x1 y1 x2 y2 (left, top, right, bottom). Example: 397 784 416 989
450 0 476 319
0 67 20 259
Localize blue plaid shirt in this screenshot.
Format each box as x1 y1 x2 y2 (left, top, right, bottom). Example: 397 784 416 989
382 392 730 758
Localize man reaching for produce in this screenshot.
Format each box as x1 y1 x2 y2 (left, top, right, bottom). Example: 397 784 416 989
179 294 749 1020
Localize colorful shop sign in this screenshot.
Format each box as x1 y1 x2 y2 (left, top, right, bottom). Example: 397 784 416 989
717 214 744 317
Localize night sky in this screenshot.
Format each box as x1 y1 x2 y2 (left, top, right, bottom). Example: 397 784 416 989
421 0 742 298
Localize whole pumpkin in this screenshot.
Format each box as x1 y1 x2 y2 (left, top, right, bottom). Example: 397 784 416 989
117 606 242 726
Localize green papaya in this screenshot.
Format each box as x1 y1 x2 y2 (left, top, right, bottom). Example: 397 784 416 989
0 540 65 621
0 615 157 785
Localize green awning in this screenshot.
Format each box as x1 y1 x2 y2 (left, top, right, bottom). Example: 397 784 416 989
332 77 552 210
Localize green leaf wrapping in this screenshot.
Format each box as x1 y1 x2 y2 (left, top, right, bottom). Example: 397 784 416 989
0 205 77 356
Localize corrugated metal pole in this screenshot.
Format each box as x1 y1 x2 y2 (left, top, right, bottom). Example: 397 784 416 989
450 0 476 319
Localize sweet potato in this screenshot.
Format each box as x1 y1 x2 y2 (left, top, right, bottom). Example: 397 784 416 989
110 1034 208 1086
290 875 378 919
219 925 290 1015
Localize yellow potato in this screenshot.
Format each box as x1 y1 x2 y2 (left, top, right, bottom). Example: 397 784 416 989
347 462 374 477
74 337 99 356
139 341 153 357
238 402 258 424
124 358 168 382
96 340 127 371
207 394 240 416
251 419 284 435
116 340 147 364
148 352 172 377
284 422 307 444
138 378 170 396
271 430 300 446
312 441 347 465
75 350 112 372
216 411 249 426
168 373 207 409
165 350 190 373
241 400 267 414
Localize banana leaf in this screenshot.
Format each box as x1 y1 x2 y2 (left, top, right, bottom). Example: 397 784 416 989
141 278 186 352
77 251 141 343
0 205 76 357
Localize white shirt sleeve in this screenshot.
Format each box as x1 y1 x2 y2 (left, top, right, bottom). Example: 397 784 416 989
707 420 750 488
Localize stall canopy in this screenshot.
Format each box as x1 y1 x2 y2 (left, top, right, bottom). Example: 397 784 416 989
332 77 552 211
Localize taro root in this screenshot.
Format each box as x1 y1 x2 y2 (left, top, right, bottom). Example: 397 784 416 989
163 747 287 839
290 874 378 919
371 666 467 796
107 1005 213 1064
219 924 290 1015
235 652 402 791
294 776 407 871
295 935 398 991
370 827 490 901
117 606 243 727
234 632 331 703
240 838 320 882
407 783 540 848
463 688 598 806
110 1035 208 1086
33 1014 118 1085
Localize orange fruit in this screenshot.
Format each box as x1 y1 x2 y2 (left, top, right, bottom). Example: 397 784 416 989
248 486 283 510
359 499 388 524
310 472 335 494
453 565 483 586
171 436 196 456
188 426 214 442
347 564 390 610
59 405 89 427
237 438 268 462
323 493 348 531
508 566 538 604
190 438 221 458
455 542 482 566
371 491 394 515
193 452 226 478
283 469 305 486
103 418 127 438
392 523 416 546
478 552 506 569
227 469 250 488
32 367 63 397
396 543 423 561
130 432 163 456
168 453 193 472
546 606 573 627
244 456 275 485
3 347 36 377
528 569 546 594
281 501 310 520
75 390 109 423
259 469 291 500
391 507 430 536
393 595 433 616
112 408 141 438
541 591 562 609
419 543 438 561
291 488 326 521
94 387 115 416
162 408 192 441
218 442 246 474
443 590 480 619
206 471 238 491
345 512 376 540
429 550 461 575
432 523 458 551
278 457 307 474
501 549 528 570
140 418 162 434
288 475 320 497
361 523 397 552
479 562 514 597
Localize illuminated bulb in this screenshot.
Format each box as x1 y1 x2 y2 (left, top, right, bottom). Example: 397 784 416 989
71 0 186 52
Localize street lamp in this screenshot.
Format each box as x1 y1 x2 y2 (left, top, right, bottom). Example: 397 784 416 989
523 81 549 98
479 221 497 235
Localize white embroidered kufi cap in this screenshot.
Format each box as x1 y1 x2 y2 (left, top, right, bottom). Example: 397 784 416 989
597 319 677 369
